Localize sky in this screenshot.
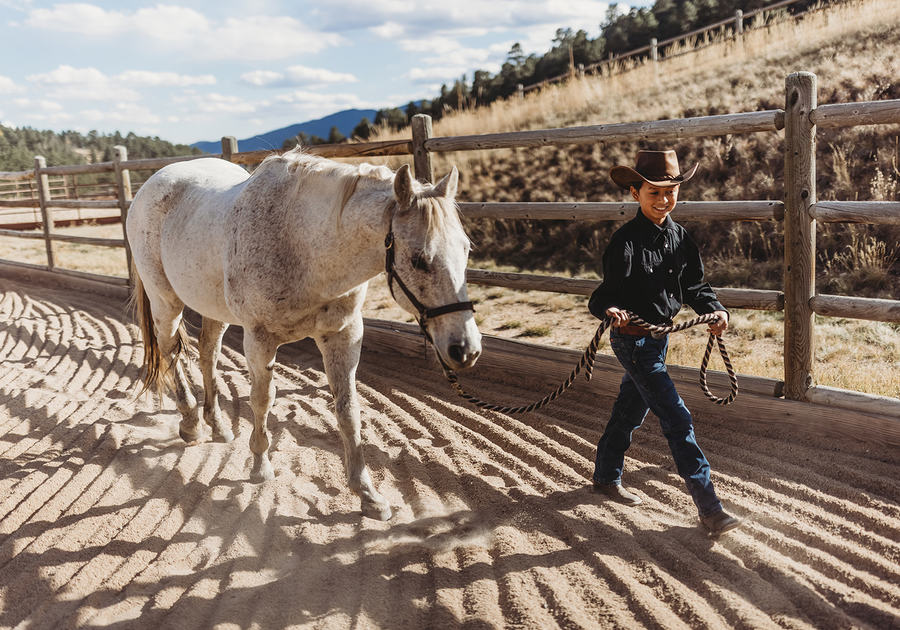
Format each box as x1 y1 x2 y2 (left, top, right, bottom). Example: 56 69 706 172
0 1 647 145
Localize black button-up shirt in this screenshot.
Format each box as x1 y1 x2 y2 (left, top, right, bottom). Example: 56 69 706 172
588 210 726 325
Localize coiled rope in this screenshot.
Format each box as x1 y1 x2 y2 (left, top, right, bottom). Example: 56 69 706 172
440 311 738 414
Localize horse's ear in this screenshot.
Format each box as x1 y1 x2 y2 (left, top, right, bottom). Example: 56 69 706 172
393 164 415 209
432 166 459 199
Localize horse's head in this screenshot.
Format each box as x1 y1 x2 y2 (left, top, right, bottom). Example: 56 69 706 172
387 164 481 371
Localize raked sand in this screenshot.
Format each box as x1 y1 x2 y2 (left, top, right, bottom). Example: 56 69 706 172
1 276 898 629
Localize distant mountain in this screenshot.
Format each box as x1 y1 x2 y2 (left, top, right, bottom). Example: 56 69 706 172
191 108 378 153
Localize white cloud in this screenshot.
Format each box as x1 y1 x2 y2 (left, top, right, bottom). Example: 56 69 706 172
0 75 24 94
11 98 63 112
25 3 128 35
117 71 216 87
80 103 161 124
26 65 217 101
26 65 140 101
191 93 257 115
324 0 611 38
241 70 284 87
370 21 404 38
406 66 470 82
241 65 357 87
23 4 345 61
131 5 209 42
272 90 366 107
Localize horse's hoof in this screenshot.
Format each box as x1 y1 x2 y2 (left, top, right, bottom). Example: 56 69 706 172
215 428 235 443
362 501 393 521
179 425 201 443
250 457 275 483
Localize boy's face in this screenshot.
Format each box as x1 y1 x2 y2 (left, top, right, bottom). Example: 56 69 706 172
631 182 680 226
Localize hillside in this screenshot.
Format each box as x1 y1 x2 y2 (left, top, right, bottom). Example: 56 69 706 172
369 0 900 299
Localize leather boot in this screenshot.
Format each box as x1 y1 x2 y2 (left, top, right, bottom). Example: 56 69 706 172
700 510 741 536
592 482 642 506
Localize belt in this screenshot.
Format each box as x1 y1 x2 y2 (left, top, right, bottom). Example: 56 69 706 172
614 323 654 336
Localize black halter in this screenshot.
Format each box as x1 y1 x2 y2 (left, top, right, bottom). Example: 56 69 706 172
384 230 474 340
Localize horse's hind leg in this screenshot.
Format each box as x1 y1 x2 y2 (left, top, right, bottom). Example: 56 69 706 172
149 297 202 442
199 317 233 443
244 327 279 482
316 319 392 521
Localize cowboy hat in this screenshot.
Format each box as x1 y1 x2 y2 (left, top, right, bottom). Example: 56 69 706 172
610 150 699 189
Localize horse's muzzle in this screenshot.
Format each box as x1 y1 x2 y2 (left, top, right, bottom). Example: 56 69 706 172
447 342 481 369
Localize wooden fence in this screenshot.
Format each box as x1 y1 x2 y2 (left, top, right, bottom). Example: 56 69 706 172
0 71 898 430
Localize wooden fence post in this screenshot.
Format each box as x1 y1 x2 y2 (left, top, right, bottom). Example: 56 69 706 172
34 156 54 269
516 84 524 99
113 145 134 284
650 38 658 62
221 136 238 161
411 114 434 183
783 71 817 400
735 9 744 36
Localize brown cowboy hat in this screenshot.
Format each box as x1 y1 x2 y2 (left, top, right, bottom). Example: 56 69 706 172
610 150 699 189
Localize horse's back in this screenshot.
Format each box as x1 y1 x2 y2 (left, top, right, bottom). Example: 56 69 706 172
127 158 250 323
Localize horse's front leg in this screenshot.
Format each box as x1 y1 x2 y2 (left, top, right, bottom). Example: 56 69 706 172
198 317 233 442
316 319 392 521
243 328 279 483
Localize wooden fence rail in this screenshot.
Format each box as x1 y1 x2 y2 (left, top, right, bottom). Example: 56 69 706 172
1 71 898 427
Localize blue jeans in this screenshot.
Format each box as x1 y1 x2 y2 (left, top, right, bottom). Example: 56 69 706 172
593 329 723 517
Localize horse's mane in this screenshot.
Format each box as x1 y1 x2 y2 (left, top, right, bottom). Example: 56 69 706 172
267 146 464 244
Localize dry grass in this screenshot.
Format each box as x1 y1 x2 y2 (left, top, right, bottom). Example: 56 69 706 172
369 0 900 151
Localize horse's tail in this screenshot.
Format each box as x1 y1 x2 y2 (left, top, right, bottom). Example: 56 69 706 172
129 261 185 396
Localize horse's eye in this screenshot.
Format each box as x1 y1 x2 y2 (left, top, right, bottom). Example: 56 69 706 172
410 252 430 273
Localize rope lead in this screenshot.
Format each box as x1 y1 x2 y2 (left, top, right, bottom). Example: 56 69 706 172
441 311 738 414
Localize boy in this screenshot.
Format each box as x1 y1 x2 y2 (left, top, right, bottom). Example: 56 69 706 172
588 149 740 536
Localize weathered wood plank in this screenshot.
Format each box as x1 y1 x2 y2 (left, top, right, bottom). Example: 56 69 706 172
34 156 54 269
806 386 900 419
411 114 434 183
425 111 781 153
783 72 817 400
465 269 783 310
39 162 115 176
0 170 34 181
228 140 412 166
46 233 125 247
459 200 784 222
811 99 900 129
0 199 39 208
51 266 129 285
113 145 134 283
0 228 45 240
0 260 130 299
810 294 900 323
812 201 900 224
44 199 121 209
119 154 218 171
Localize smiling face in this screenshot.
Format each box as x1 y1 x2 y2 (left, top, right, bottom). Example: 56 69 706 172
631 182 680 225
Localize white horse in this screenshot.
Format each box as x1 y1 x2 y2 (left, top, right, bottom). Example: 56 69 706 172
126 148 481 520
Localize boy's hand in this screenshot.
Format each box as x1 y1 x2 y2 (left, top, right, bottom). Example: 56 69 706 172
605 307 631 327
708 310 729 336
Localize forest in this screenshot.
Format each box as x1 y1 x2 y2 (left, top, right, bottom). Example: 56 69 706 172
0 126 201 173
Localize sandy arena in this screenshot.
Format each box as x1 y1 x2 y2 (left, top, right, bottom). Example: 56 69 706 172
1 276 898 629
